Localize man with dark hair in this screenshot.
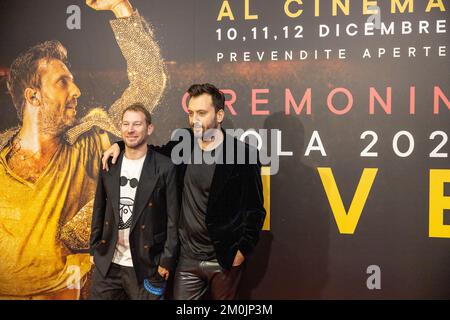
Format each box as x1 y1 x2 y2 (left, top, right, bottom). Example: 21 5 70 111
0 0 166 299
102 83 266 300
90 106 178 300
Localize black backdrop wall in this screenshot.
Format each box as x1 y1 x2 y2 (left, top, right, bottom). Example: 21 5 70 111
0 0 449 299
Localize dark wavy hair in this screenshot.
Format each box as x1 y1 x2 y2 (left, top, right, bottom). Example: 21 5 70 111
187 83 225 112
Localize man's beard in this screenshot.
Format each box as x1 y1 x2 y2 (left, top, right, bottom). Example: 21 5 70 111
38 101 76 136
124 135 147 149
191 119 220 140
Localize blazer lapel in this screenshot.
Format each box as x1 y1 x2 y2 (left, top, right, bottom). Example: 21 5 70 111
106 152 124 224
130 149 158 233
207 132 234 215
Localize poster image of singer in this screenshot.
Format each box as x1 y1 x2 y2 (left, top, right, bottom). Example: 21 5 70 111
0 0 166 299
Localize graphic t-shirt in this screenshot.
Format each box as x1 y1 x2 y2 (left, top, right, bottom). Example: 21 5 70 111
112 154 146 267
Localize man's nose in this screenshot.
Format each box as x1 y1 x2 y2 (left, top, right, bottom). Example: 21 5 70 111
71 82 81 99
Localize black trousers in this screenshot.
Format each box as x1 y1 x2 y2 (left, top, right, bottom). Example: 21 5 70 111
89 263 163 300
173 256 244 300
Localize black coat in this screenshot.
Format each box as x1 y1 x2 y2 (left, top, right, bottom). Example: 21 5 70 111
90 148 179 283
119 128 266 270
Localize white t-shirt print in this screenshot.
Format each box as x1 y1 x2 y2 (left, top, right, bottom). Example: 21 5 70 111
112 154 146 267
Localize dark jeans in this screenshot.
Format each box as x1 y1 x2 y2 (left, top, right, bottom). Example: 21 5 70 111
89 263 164 300
173 256 244 300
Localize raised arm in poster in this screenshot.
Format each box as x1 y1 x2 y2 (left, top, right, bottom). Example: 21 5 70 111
0 0 166 299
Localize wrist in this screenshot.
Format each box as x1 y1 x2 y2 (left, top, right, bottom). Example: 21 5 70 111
112 0 133 18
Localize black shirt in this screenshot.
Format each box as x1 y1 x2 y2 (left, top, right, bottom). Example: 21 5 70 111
179 142 223 261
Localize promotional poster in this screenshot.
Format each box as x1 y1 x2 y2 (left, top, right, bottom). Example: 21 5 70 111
0 0 448 301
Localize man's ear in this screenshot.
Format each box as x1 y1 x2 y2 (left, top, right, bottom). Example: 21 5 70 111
147 124 154 136
217 109 225 124
24 88 41 107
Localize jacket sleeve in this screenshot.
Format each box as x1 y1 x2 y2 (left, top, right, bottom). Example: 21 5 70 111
237 160 266 257
159 163 180 271
90 165 106 255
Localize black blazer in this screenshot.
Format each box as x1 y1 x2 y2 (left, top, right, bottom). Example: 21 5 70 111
118 128 266 270
90 148 179 284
